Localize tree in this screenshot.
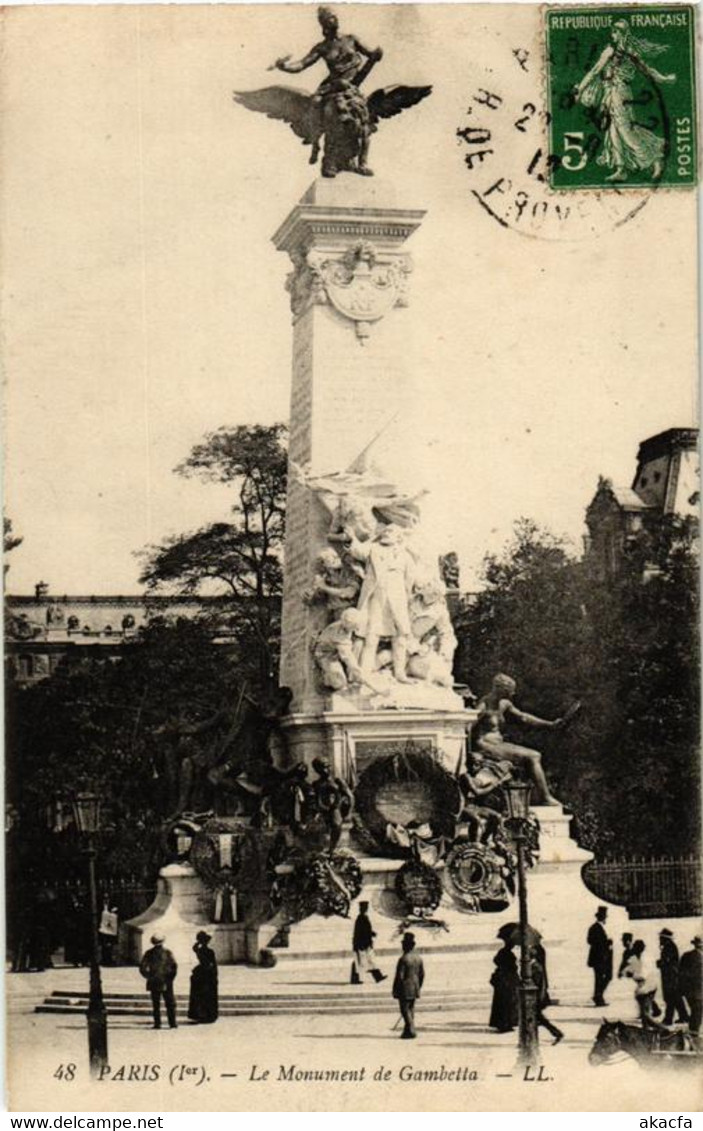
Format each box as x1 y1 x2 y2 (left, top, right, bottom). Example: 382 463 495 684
4 517 23 576
139 424 287 692
5 617 242 887
455 516 700 859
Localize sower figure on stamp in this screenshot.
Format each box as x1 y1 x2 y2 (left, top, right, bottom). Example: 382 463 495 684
139 933 178 1030
573 20 676 184
392 931 424 1039
473 673 569 806
587 906 613 1007
351 900 387 985
657 928 689 1025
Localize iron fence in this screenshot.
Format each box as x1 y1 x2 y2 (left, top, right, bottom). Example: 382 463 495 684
583 856 701 919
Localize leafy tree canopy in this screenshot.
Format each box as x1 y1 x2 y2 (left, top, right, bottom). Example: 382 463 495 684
3 517 23 575
139 424 287 690
455 515 699 859
6 618 241 885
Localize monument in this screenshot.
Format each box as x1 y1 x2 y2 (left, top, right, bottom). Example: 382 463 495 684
124 7 607 976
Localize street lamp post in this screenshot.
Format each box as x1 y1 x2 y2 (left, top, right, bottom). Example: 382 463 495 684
71 791 108 1077
504 780 539 1066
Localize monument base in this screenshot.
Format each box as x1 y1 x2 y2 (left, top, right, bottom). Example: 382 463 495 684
121 864 261 970
123 806 621 995
283 706 475 780
259 805 595 958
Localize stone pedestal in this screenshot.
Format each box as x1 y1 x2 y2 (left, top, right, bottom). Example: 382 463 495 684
121 864 260 970
283 706 476 781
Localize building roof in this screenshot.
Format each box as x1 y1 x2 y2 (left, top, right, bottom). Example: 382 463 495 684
608 484 654 511
636 427 698 466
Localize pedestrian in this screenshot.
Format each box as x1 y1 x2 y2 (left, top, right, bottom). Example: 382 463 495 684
529 945 564 1044
656 928 689 1025
623 940 664 1031
392 932 424 1039
351 901 387 985
679 936 702 1038
139 933 178 1030
617 932 635 978
586 906 613 1006
488 936 519 1033
188 931 218 1024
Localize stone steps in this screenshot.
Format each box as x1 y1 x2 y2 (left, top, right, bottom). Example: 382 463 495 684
35 982 594 1018
36 987 484 1017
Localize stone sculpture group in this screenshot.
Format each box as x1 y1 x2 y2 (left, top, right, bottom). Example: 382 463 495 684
295 457 458 700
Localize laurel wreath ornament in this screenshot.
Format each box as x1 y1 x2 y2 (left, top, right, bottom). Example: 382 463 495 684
190 819 246 890
276 850 363 923
394 858 444 914
352 747 461 857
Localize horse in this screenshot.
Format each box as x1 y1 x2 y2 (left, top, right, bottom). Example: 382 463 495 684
589 1018 696 1068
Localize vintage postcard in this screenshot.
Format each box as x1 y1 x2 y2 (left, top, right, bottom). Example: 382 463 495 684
2 2 700 1114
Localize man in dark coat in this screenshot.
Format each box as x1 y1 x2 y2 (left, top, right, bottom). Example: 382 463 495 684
139 933 178 1029
657 928 689 1025
392 932 424 1039
586 906 612 1007
679 936 702 1037
351 901 386 984
617 932 635 978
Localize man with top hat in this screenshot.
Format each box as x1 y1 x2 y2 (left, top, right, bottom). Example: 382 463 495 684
392 932 424 1039
679 936 702 1037
139 933 178 1029
657 928 689 1025
351 900 386 985
586 906 613 1007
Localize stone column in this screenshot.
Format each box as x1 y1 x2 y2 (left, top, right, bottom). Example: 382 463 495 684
273 177 426 714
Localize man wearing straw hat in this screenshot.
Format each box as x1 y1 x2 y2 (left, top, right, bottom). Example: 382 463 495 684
139 933 178 1030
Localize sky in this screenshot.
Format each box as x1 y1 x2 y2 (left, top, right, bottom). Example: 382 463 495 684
2 3 697 596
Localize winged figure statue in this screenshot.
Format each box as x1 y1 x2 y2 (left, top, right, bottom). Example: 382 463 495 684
233 7 432 179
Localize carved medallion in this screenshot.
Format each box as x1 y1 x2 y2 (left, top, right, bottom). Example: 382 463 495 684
288 241 412 340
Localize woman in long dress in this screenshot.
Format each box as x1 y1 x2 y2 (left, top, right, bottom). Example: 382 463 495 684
574 20 676 182
489 939 519 1032
188 931 218 1024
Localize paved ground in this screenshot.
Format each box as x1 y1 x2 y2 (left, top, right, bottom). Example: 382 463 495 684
6 954 700 1112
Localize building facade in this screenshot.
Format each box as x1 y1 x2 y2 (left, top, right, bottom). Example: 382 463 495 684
4 585 206 684
585 427 699 578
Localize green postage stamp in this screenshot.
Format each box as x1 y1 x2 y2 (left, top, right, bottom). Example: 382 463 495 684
545 6 697 189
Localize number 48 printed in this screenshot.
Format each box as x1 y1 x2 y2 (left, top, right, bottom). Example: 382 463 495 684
54 1064 77 1081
